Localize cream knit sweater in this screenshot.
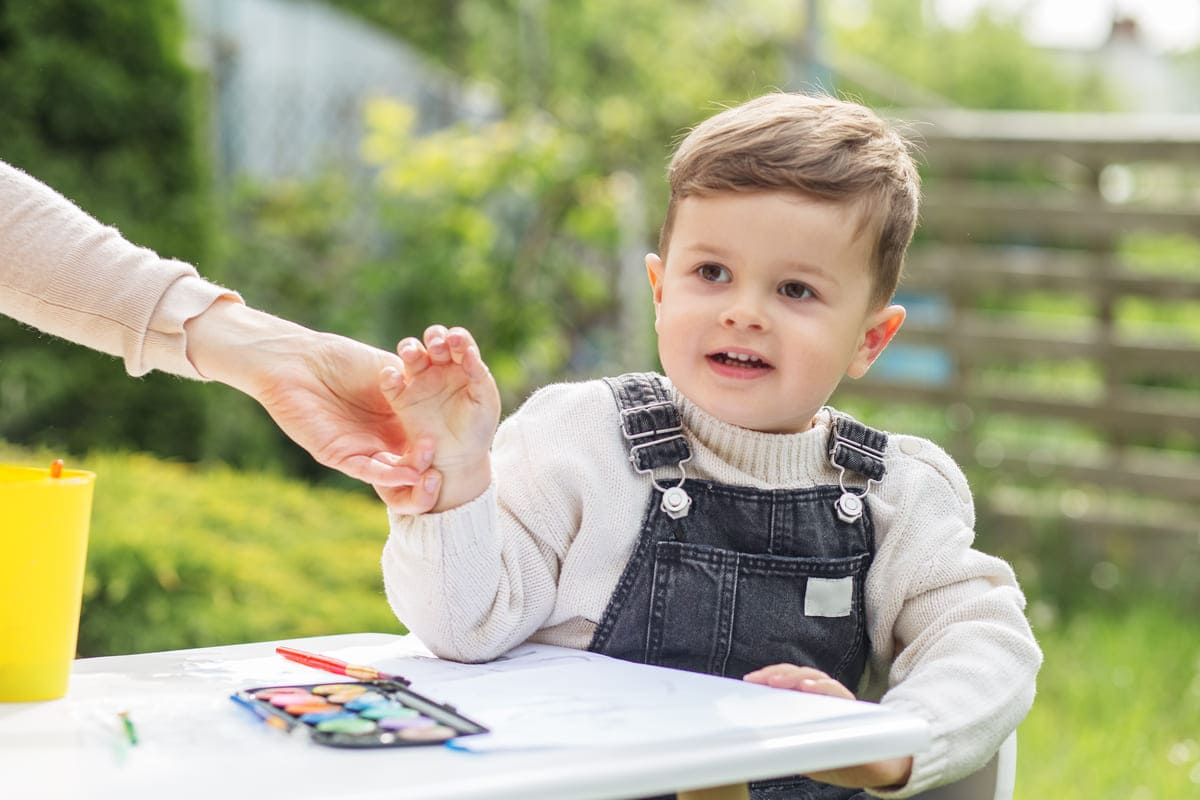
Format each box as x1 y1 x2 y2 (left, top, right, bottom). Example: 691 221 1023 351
384 378 1042 797
0 160 235 378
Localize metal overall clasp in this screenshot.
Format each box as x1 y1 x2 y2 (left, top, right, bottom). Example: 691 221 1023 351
827 417 886 524
621 400 693 520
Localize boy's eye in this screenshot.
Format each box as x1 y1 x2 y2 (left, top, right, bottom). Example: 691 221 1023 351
697 263 731 283
779 281 813 300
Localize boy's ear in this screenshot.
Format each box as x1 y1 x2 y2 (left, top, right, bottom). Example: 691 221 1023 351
645 253 665 308
848 305 905 379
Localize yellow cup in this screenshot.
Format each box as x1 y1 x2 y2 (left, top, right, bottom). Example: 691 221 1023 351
0 463 95 702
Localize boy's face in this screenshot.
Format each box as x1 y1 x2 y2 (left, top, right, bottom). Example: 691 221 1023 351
648 191 904 433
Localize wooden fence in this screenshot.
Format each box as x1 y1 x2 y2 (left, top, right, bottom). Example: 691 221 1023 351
833 110 1200 568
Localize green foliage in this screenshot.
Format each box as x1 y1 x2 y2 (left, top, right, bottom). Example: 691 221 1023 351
0 0 214 462
331 0 802 231
207 101 624 416
3 0 1137 471
0 0 210 264
828 0 1113 110
0 442 405 656
357 101 620 401
1121 232 1200 277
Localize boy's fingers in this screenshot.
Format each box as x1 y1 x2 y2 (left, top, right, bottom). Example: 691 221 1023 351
445 327 478 364
424 324 451 365
396 338 432 376
463 345 491 381
743 664 845 694
744 664 821 680
804 678 855 700
462 346 500 409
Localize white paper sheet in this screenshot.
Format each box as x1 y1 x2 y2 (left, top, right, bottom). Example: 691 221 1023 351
354 642 889 752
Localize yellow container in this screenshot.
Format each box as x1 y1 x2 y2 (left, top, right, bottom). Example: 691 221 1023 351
0 464 95 702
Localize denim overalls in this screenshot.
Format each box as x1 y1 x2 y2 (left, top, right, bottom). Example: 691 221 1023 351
588 374 887 800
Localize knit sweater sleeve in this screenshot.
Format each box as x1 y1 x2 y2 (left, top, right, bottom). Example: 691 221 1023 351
864 436 1042 798
0 160 238 379
381 382 597 663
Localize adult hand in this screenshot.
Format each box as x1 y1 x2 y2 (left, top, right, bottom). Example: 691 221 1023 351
185 299 441 513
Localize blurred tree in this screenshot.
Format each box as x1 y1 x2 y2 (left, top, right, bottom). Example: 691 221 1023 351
357 101 618 405
826 0 1113 110
0 0 214 459
212 102 622 419
323 0 806 243
1 0 1125 475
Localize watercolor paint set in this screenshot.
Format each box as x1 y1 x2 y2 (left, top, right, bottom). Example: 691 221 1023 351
232 680 488 748
229 646 488 748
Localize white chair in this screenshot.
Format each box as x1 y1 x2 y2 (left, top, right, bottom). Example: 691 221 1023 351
911 732 1017 800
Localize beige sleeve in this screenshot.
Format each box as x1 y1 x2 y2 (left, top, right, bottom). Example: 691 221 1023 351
0 160 241 379
864 438 1041 797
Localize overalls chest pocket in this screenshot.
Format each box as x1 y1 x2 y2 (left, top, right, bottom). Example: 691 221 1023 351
642 482 875 686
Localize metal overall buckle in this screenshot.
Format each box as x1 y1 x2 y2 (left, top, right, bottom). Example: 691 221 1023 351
827 418 885 524
621 401 693 520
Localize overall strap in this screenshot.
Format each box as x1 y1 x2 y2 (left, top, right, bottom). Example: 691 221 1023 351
826 414 888 482
825 414 888 524
603 373 692 472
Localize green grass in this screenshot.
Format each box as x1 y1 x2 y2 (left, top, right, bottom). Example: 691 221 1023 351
1018 598 1200 798
3 443 1197 796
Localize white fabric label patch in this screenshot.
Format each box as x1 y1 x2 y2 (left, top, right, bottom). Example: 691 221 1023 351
804 576 854 617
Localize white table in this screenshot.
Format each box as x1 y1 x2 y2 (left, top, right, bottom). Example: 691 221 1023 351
0 633 929 800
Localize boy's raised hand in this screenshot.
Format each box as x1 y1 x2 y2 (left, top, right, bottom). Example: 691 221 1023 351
376 324 500 512
743 664 913 791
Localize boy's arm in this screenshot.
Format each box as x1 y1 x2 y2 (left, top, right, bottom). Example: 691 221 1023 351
381 382 594 663
863 441 1042 797
375 324 500 512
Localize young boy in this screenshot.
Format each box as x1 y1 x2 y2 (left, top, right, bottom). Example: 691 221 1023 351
376 92 1041 798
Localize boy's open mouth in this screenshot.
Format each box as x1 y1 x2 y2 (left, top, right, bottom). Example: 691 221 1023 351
708 351 772 370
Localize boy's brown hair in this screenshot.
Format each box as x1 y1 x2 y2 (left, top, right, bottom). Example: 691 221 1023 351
660 92 920 309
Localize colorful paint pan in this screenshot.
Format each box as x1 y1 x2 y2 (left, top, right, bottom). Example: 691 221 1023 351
284 701 341 715
395 724 458 742
232 681 488 749
299 710 348 724
359 704 418 721
316 716 378 735
269 692 321 707
342 692 387 711
378 715 435 731
312 684 366 697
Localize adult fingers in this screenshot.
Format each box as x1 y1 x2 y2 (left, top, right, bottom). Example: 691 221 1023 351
384 469 443 514
335 441 436 487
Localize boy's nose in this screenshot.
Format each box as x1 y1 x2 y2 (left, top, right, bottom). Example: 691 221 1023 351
721 297 767 331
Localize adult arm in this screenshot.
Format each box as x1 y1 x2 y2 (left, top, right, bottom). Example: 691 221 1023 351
0 158 229 377
0 159 437 493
